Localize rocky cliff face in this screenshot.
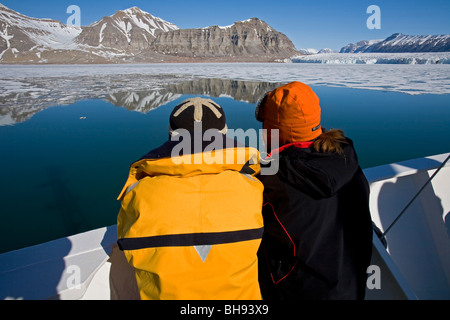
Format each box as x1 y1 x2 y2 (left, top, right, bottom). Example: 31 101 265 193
151 18 298 60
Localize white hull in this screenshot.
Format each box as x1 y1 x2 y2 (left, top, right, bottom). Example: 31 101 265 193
1 153 449 300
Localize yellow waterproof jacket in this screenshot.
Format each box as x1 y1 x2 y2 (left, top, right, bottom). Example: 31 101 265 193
117 138 264 300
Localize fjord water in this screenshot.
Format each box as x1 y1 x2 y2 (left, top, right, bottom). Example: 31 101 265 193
0 83 449 253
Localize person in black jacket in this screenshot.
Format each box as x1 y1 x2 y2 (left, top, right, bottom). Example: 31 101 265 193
256 81 373 300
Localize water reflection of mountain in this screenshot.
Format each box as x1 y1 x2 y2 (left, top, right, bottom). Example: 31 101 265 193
163 78 281 104
0 78 281 126
105 78 281 112
105 91 183 113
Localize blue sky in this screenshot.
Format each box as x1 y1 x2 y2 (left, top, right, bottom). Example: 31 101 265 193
2 0 449 50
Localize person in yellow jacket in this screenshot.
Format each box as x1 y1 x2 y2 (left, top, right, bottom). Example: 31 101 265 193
117 97 264 300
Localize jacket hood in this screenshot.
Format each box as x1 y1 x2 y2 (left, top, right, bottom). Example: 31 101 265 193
270 138 360 199
118 135 261 200
137 135 259 176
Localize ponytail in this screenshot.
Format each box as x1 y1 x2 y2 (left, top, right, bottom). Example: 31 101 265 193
312 129 347 155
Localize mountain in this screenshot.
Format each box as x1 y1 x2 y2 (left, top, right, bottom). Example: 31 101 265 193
340 39 383 53
75 7 179 51
298 48 319 55
0 4 299 63
150 18 298 60
298 48 336 55
340 33 450 53
365 33 450 53
0 3 82 60
317 48 336 54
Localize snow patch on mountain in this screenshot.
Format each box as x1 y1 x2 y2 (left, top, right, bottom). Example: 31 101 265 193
0 26 13 58
116 6 179 36
99 23 107 43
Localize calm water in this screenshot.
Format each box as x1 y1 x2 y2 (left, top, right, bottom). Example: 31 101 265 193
0 80 449 253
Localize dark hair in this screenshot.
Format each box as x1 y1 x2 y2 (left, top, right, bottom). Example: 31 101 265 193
312 129 348 155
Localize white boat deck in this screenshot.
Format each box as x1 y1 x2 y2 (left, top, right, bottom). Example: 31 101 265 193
1 153 449 300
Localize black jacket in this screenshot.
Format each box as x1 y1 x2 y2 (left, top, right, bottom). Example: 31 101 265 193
257 139 373 300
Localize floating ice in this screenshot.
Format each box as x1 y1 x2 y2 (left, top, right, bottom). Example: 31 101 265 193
1 63 449 126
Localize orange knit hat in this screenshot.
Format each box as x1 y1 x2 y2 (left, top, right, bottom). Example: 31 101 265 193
257 81 322 145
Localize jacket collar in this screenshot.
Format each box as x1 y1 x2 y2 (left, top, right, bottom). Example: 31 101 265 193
268 141 314 158
265 138 360 199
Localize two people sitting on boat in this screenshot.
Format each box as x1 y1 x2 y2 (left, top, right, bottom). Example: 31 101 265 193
116 82 373 300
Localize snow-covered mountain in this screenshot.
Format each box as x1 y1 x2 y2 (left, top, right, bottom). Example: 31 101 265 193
75 6 179 51
341 33 450 53
298 48 336 55
298 48 318 55
366 33 450 52
295 33 450 64
340 39 383 53
0 3 82 59
317 48 336 54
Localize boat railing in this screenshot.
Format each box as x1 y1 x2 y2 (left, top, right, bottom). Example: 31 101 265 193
364 152 450 300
